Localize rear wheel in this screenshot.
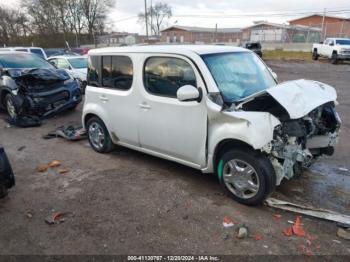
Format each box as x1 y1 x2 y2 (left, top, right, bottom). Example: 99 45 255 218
87 117 114 153
312 50 319 60
217 148 276 206
331 52 338 64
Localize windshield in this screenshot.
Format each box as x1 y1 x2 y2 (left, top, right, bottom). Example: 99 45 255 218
68 58 88 69
336 39 350 45
202 52 276 102
0 53 54 69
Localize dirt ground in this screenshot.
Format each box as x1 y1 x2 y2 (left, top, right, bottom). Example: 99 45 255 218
0 60 350 256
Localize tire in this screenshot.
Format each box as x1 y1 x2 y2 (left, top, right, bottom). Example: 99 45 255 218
217 148 276 206
0 183 8 199
86 117 114 153
312 50 319 61
4 93 19 120
331 52 338 64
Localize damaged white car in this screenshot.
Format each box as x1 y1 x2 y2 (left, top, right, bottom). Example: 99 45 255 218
83 45 341 205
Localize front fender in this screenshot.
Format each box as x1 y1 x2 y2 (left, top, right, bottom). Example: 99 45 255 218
208 111 281 154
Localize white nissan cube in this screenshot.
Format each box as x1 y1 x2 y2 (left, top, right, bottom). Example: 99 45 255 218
83 45 341 205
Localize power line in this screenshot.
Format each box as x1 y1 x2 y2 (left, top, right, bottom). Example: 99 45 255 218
171 9 350 19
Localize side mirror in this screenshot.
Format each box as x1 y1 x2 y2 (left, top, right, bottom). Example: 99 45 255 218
177 85 200 102
330 42 334 46
268 67 278 81
320 41 324 44
0 68 3 76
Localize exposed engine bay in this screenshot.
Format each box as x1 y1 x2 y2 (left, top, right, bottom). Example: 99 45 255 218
239 81 341 185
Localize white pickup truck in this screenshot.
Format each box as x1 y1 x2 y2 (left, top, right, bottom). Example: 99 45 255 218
312 38 350 64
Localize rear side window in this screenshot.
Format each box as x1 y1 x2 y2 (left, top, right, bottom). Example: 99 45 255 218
87 56 101 87
102 56 133 90
144 57 197 98
30 48 45 58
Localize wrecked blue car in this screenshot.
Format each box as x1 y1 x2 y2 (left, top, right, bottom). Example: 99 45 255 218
0 51 82 123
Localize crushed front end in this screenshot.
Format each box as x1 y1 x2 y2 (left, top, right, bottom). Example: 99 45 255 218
237 79 341 185
9 68 82 118
263 102 341 185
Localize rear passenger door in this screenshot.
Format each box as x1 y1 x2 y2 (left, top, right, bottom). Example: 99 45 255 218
87 55 139 146
138 55 207 168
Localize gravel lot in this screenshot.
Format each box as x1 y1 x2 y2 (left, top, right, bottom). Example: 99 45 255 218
0 60 349 256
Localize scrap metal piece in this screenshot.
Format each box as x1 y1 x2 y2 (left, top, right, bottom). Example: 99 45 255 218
265 198 350 225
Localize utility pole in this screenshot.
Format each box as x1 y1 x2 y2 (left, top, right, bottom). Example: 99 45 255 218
144 0 149 40
321 8 326 40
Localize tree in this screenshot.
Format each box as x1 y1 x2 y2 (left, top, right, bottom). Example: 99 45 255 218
80 0 114 40
66 0 86 46
138 2 172 36
0 6 29 46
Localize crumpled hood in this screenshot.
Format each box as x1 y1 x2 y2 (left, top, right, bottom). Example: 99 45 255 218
240 79 337 119
8 68 71 82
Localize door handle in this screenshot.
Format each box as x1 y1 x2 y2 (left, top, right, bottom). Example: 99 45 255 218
139 103 151 110
99 95 109 102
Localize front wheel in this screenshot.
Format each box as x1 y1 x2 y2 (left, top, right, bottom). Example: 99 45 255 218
331 53 338 64
312 50 319 60
5 94 19 120
217 148 276 206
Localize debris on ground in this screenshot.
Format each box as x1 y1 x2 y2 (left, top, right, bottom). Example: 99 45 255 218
45 212 66 225
337 227 350 240
338 167 349 172
299 244 314 256
26 211 33 219
58 169 69 174
17 146 26 152
266 198 350 225
37 164 49 173
254 233 263 241
43 125 87 141
332 239 342 244
283 227 293 237
37 160 69 174
273 214 282 221
221 232 230 240
223 216 235 228
48 160 61 168
283 216 306 237
292 216 306 237
237 226 248 239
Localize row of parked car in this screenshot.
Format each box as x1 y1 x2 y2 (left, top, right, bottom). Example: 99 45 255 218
0 47 89 198
0 44 342 206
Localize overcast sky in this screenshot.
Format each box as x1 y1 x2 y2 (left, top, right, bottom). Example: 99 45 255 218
1 0 350 33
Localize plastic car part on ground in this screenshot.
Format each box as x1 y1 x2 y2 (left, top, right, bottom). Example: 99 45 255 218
223 216 235 228
283 216 306 237
0 147 15 198
43 126 87 141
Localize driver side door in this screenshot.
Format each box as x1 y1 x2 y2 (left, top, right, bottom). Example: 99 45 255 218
138 55 207 168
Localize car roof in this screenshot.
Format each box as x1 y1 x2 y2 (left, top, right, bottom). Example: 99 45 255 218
327 38 350 40
49 55 87 59
0 51 32 55
89 45 248 56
